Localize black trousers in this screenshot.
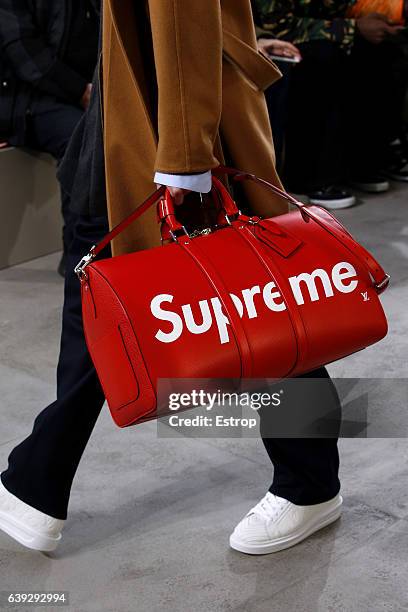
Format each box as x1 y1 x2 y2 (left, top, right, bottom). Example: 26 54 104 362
282 38 406 193
25 97 84 250
264 62 293 173
1 215 340 520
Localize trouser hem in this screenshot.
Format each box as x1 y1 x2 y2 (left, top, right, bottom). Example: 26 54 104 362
0 472 67 521
269 482 341 506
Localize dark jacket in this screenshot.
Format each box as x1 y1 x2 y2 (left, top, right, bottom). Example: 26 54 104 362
0 0 100 142
254 0 356 52
57 58 107 217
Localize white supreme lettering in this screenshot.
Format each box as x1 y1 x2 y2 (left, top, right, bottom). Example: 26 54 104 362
332 261 359 293
263 281 286 312
289 268 334 305
150 294 183 343
151 261 358 345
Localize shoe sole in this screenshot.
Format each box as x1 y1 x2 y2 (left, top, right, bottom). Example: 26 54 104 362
0 509 61 552
309 196 356 210
382 172 408 183
351 182 389 193
229 495 343 555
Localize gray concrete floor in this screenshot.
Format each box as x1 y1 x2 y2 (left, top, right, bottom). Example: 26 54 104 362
0 185 407 612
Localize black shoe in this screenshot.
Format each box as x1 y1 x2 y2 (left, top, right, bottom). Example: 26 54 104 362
350 175 390 193
307 186 356 210
382 158 408 183
382 162 408 182
57 253 66 278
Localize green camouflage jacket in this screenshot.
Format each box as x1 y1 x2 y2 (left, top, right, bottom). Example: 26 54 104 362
253 0 357 51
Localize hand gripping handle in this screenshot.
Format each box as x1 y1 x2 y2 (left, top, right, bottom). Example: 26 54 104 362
75 166 390 293
156 176 241 241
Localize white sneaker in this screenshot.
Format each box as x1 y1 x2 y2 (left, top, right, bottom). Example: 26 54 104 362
350 177 390 193
0 478 64 551
230 491 342 554
308 186 356 210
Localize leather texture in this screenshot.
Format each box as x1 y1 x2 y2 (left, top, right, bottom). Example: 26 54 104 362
80 169 389 428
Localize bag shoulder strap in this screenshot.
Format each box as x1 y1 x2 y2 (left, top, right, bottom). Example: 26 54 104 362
213 166 390 294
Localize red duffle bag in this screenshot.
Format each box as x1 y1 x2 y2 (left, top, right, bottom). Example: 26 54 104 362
75 168 389 427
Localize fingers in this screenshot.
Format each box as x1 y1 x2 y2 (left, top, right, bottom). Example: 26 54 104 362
279 41 298 53
385 23 405 35
155 184 190 204
257 39 275 58
168 186 190 205
277 46 301 59
377 12 405 31
281 42 302 57
369 12 387 21
259 38 302 60
257 38 275 50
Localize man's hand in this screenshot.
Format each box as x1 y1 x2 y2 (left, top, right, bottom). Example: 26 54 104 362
168 187 191 205
356 13 404 44
156 184 191 205
258 38 302 62
80 83 93 110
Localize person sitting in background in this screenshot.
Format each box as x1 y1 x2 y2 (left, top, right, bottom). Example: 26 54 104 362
0 0 100 275
251 0 302 172
254 0 406 209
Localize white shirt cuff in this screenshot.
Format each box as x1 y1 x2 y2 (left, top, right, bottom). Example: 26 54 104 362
154 171 212 193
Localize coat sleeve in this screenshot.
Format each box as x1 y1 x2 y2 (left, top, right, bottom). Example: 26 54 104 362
147 0 223 174
0 0 87 102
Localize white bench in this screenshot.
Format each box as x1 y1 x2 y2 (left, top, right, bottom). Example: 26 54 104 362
0 147 62 269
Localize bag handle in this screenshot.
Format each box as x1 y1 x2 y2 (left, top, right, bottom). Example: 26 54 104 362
213 165 309 213
76 167 305 276
157 176 240 242
75 166 389 293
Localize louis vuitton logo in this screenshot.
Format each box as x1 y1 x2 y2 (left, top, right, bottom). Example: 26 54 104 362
361 291 370 302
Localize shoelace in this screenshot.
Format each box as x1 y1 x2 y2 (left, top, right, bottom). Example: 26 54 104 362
250 493 288 522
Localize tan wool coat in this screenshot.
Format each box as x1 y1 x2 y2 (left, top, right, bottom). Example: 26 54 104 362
102 0 288 255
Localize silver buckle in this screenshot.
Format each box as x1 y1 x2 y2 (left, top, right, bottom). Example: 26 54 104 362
74 246 96 281
247 216 261 225
224 210 241 225
375 273 390 292
169 226 189 242
189 227 212 239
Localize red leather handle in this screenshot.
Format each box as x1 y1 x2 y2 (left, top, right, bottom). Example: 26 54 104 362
157 190 186 234
93 186 166 257
157 175 241 239
213 165 311 220
92 167 294 257
211 176 241 216
86 166 389 294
